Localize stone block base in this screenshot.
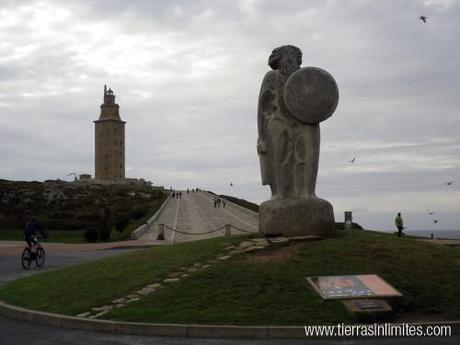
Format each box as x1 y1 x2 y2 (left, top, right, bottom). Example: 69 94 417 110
259 197 335 237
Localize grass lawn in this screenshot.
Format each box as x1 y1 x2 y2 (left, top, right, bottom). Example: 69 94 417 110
0 236 244 316
0 230 459 325
104 230 460 325
0 229 85 243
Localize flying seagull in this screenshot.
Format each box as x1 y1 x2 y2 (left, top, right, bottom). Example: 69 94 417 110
444 181 454 186
427 209 435 215
348 157 357 163
230 182 233 186
420 16 427 23
433 219 438 224
66 172 77 177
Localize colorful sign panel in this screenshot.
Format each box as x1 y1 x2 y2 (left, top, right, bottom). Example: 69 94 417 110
307 274 402 300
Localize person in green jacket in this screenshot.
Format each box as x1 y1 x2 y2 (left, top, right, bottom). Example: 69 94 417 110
395 212 404 237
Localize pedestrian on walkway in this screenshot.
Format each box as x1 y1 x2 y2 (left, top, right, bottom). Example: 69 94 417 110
222 199 226 208
179 191 182 198
395 212 404 237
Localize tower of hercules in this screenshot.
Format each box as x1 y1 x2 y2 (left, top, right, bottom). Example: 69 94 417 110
94 85 126 182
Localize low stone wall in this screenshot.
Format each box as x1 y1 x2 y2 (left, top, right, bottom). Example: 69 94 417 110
129 224 148 239
130 193 172 239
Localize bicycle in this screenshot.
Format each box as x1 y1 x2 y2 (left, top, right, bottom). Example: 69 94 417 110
21 236 45 269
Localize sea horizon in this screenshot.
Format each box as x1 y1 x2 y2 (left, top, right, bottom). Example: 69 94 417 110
372 229 460 240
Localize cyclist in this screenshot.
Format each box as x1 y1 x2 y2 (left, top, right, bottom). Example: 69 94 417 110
24 217 46 248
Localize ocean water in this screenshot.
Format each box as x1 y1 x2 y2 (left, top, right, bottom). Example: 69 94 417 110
375 229 460 240
373 230 460 240
404 230 460 240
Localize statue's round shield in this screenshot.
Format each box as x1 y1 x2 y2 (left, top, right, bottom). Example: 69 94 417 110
284 67 339 124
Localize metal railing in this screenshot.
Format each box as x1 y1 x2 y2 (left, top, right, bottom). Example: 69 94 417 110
156 223 259 242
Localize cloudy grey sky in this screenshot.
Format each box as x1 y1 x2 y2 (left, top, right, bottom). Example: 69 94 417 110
1 0 459 231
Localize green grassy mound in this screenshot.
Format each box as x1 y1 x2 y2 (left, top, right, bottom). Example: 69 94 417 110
0 230 458 325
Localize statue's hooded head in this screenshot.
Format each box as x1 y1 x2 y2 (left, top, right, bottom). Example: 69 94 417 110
268 45 302 76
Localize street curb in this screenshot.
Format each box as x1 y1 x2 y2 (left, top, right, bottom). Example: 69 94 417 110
1 300 459 338
0 300 299 338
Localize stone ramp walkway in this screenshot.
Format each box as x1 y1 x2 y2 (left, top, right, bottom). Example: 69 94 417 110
140 191 259 242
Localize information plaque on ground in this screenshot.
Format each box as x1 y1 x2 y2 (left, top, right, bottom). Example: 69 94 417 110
306 274 402 300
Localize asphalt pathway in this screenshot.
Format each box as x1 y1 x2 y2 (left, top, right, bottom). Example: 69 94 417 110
0 315 457 345
0 248 139 285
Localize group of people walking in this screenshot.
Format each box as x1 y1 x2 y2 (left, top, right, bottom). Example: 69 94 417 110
172 191 182 199
170 187 202 199
214 197 226 208
169 187 227 209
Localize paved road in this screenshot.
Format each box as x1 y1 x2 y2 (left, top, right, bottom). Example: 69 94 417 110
0 238 162 256
0 315 457 345
140 191 258 242
0 248 139 285
0 234 166 285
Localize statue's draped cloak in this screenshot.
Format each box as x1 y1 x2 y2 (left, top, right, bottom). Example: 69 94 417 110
257 70 320 200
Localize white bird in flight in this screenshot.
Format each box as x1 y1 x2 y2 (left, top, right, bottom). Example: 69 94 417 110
444 181 454 186
348 157 357 163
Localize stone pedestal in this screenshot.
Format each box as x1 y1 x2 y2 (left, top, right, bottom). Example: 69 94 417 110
259 197 335 237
